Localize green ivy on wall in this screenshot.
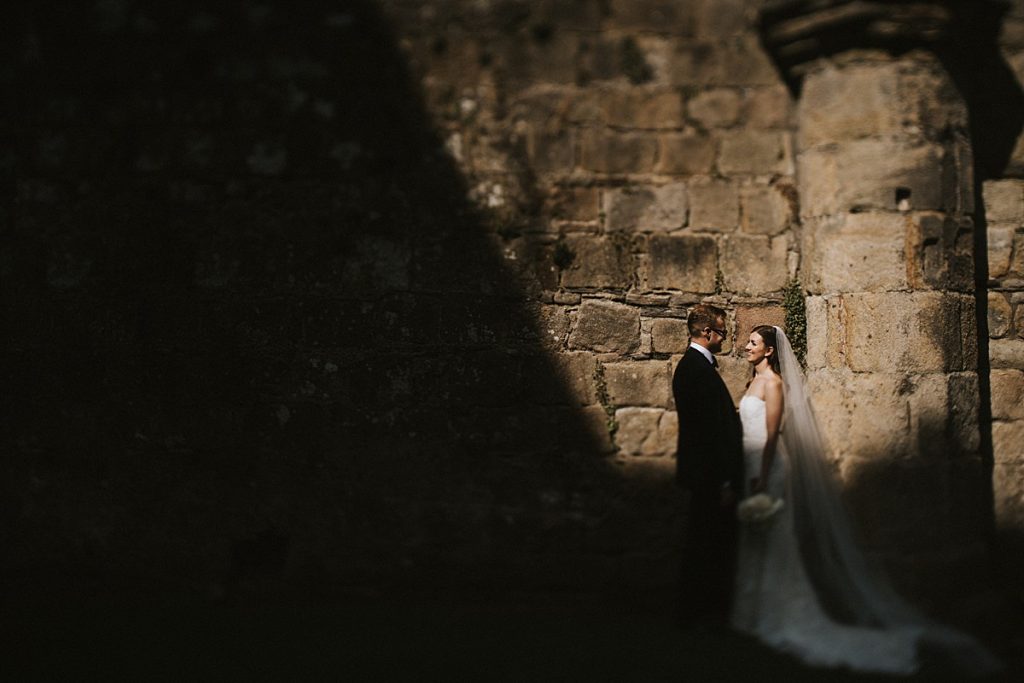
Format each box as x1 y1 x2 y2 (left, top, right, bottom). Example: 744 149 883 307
783 277 807 367
593 363 618 439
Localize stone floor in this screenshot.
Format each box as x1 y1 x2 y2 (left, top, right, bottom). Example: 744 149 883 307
4 580 1021 682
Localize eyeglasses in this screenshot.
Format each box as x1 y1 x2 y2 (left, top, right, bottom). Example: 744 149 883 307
708 327 727 339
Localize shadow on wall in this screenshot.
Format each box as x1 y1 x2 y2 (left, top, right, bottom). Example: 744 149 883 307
1 1 679 598
937 1 1024 599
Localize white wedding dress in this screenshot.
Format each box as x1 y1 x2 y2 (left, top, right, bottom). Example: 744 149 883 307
730 328 1002 676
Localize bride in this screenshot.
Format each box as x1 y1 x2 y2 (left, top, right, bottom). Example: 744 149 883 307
731 325 1002 675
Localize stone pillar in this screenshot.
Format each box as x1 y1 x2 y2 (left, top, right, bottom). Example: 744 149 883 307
761 1 990 606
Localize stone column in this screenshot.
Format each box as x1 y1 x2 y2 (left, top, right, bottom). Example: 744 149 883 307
761 1 990 606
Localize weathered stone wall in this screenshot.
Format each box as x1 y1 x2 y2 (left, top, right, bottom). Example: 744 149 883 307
6 0 1024 615
384 0 799 446
793 47 987 607
984 178 1024 571
988 1 1024 596
3 0 800 596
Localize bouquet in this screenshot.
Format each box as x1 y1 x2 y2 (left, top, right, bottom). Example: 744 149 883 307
737 493 785 524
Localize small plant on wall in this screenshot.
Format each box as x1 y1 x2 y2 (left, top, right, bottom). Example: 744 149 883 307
783 277 807 367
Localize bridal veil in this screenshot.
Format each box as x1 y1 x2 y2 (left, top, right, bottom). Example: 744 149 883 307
771 326 1002 674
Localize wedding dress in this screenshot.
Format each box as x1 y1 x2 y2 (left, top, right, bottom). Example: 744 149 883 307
730 327 1002 676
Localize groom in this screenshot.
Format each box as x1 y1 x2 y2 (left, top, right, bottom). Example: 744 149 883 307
672 304 744 627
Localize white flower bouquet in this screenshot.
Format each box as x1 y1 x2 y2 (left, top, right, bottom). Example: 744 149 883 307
737 493 785 524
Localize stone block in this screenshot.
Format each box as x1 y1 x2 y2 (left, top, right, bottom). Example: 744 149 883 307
804 213 908 293
734 305 786 343
688 179 739 231
718 35 779 86
982 180 1024 223
560 235 633 289
991 338 1024 369
532 351 599 406
533 2 607 31
993 463 1024 529
799 63 904 149
535 304 571 350
991 370 1024 421
614 407 676 457
947 372 981 455
687 88 741 128
804 368 854 459
694 0 748 38
1017 303 1024 339
904 373 950 456
646 234 718 292
745 85 793 129
603 360 672 407
640 318 653 355
842 292 976 373
513 88 599 126
740 183 795 235
544 186 601 222
503 236 560 291
651 318 690 353
568 300 640 354
580 129 658 174
718 354 752 404
603 89 684 129
987 225 1014 280
989 292 1012 338
604 183 687 232
841 373 914 461
1012 231 1024 278
656 132 716 175
805 296 828 370
907 214 974 293
668 43 722 87
626 291 671 306
607 0 695 34
798 140 945 217
993 421 1024 467
720 235 789 295
718 130 791 175
500 32 580 86
527 125 575 176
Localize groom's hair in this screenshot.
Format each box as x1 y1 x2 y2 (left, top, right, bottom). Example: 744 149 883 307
687 304 727 337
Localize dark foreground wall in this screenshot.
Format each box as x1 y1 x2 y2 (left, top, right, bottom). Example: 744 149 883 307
1 1 683 598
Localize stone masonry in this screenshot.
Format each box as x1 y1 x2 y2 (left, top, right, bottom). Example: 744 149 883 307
6 0 1024 621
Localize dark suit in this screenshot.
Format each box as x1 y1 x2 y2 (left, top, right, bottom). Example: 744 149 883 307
672 345 744 625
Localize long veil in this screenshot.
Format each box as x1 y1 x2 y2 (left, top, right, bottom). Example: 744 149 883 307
772 326 1002 672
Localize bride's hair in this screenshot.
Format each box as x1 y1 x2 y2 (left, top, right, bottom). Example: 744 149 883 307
751 324 781 376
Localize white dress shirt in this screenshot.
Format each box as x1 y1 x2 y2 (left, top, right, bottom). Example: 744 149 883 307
689 341 716 366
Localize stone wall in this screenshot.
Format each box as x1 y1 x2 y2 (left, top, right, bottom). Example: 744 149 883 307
987 1 1024 597
4 0 801 596
5 0 1024 613
984 178 1024 566
385 0 799 445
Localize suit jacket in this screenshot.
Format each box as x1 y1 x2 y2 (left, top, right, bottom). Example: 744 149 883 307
672 346 744 497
